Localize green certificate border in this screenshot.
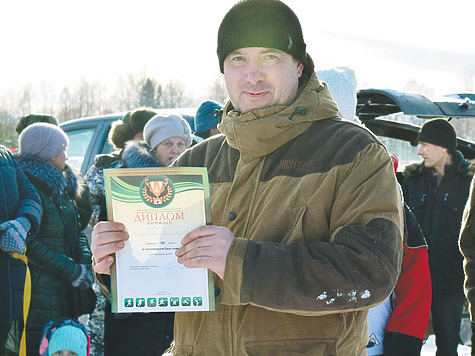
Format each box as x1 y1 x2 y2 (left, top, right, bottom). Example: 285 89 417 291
104 167 215 313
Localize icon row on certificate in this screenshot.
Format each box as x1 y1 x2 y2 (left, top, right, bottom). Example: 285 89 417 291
124 296 203 308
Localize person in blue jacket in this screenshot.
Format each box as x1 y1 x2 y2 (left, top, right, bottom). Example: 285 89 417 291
0 144 42 356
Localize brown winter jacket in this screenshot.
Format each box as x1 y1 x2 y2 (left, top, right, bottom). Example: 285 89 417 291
168 73 404 355
460 176 475 322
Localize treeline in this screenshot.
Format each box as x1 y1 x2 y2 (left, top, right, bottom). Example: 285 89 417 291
0 72 228 148
1 73 473 148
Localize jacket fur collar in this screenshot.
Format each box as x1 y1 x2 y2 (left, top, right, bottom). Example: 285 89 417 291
402 150 475 178
14 154 82 198
122 141 161 168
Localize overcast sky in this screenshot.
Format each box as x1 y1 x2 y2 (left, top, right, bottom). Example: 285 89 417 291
1 0 474 100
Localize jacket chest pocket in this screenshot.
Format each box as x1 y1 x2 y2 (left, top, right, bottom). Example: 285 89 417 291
406 193 428 213
245 338 337 356
438 192 463 214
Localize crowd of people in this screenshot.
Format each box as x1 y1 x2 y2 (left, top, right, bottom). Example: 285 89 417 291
1 1 474 355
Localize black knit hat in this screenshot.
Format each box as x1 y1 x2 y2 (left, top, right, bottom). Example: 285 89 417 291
217 0 312 75
109 108 157 150
417 119 457 153
16 114 58 134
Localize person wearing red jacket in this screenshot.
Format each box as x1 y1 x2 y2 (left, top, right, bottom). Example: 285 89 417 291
367 154 432 355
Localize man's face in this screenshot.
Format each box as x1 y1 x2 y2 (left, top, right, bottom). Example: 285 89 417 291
417 142 450 169
223 47 304 113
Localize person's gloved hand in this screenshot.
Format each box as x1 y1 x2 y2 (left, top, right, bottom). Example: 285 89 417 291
70 264 94 290
0 217 31 255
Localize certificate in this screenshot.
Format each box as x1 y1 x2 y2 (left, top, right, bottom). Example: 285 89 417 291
104 167 215 313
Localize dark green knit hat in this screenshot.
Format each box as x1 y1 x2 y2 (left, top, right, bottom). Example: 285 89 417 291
417 118 457 153
217 0 312 75
16 114 58 134
109 108 157 150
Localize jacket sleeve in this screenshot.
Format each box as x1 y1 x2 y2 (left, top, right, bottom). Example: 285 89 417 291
76 179 92 232
25 234 78 282
221 142 404 315
460 176 475 322
384 204 431 342
15 166 42 232
76 231 92 265
84 164 107 228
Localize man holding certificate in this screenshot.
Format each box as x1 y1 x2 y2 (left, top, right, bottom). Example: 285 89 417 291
92 0 403 354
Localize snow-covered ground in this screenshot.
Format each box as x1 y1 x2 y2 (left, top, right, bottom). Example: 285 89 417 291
422 335 471 355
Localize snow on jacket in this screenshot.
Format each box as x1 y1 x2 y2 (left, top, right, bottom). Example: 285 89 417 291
167 72 404 355
13 155 92 354
367 203 431 355
0 146 42 323
400 151 474 294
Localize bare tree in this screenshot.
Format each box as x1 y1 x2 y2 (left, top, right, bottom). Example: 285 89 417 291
162 79 191 108
58 86 74 121
16 82 33 116
404 79 434 98
112 73 142 111
460 66 475 92
0 110 17 148
38 80 56 115
206 77 228 104
72 78 108 118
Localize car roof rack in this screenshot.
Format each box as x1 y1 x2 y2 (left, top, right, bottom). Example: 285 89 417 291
357 89 475 122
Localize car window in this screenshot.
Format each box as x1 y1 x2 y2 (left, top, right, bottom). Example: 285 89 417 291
100 127 114 155
378 135 420 171
66 128 95 171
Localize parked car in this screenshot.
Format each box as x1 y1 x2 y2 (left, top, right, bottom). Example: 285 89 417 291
60 91 475 177
60 108 199 176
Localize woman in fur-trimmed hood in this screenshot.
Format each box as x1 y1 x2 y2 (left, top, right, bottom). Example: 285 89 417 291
8 123 94 355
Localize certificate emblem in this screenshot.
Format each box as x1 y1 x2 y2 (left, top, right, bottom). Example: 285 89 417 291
140 175 175 208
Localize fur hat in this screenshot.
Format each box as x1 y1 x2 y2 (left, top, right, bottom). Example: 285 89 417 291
19 123 68 161
144 113 192 150
317 66 357 121
417 118 457 153
217 0 312 75
16 114 58 134
109 108 157 150
194 100 222 134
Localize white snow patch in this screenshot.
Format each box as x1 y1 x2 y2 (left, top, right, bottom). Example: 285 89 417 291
360 290 371 299
421 335 471 355
347 290 357 302
316 292 327 300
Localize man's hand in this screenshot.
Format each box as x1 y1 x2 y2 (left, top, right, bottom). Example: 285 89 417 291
91 221 128 275
175 225 234 279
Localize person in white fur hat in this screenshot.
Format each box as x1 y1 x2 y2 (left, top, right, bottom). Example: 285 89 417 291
143 113 192 167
